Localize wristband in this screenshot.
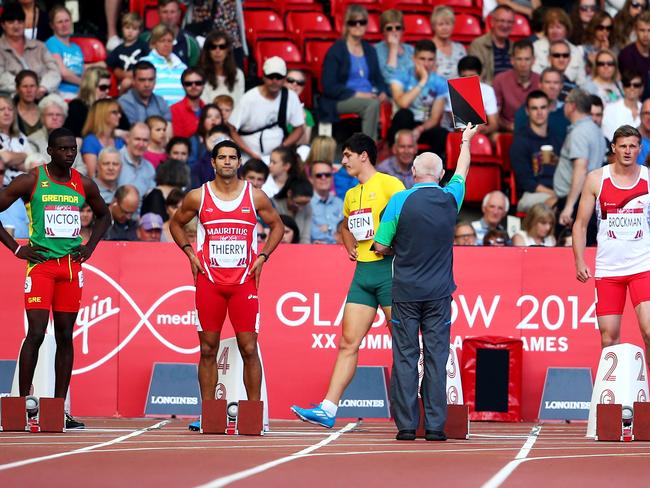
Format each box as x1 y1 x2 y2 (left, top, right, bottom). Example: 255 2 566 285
259 252 269 262
181 244 192 252
14 245 21 256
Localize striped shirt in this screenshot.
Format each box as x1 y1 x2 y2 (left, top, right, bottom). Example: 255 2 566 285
142 49 187 106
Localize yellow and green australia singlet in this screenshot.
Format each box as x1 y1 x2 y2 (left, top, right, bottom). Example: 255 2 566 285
343 171 405 262
26 165 86 260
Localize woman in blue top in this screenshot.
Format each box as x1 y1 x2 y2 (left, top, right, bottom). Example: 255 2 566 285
320 5 388 140
81 98 125 177
45 6 85 100
142 24 187 106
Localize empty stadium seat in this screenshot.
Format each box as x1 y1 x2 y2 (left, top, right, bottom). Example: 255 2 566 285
254 40 305 78
286 11 337 47
305 40 335 91
402 14 432 42
464 163 502 204
494 132 514 174
485 13 531 41
451 14 482 45
382 0 430 14
70 36 107 64
244 9 291 47
331 0 381 17
445 131 499 170
280 0 324 13
430 0 482 18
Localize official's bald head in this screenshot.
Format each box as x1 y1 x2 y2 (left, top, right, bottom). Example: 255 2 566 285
412 152 444 182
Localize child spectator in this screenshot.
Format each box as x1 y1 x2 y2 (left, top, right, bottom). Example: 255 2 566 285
214 94 233 123
166 136 191 163
107 12 150 94
242 158 270 190
143 115 168 168
280 214 301 244
262 146 303 198
45 6 86 100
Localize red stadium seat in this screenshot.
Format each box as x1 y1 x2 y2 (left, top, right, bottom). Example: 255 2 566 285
280 0 324 13
485 13 531 41
445 131 499 169
494 131 514 174
285 11 337 47
382 0 430 14
244 9 291 47
451 14 482 45
464 163 502 204
402 14 432 42
430 0 482 17
70 36 107 64
305 40 335 91
129 0 157 17
331 0 381 17
254 40 305 78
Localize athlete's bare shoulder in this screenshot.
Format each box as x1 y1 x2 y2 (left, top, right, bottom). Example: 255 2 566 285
183 187 203 211
6 170 37 198
252 187 273 210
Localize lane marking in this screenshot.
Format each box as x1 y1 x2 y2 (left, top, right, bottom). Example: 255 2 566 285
481 425 541 488
0 420 170 472
195 422 358 488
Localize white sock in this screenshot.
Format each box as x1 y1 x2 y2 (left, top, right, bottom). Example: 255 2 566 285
320 399 337 417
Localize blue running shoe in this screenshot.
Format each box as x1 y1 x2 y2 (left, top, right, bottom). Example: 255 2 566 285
291 404 335 428
188 420 200 431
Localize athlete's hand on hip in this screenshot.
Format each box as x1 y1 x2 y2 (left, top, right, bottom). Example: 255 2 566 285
576 261 592 282
16 245 47 263
188 253 205 282
347 244 358 261
71 245 93 262
248 255 265 288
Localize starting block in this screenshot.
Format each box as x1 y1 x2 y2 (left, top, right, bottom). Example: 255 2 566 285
587 343 649 438
1 396 27 432
596 404 623 441
633 402 650 441
415 400 469 439
236 400 264 436
39 397 65 433
200 399 227 434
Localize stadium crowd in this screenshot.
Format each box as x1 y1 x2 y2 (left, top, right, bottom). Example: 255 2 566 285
0 0 646 247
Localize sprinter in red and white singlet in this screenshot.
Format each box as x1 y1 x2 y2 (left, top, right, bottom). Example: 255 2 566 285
170 140 283 406
573 125 650 367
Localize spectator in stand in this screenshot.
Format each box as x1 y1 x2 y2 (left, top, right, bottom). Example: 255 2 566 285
602 71 643 141
45 5 87 100
512 203 557 246
144 115 168 168
0 94 32 185
14 70 41 136
554 88 606 234
198 30 245 106
273 178 313 245
284 69 313 146
190 124 230 187
136 213 163 242
94 147 121 204
582 11 614 71
142 24 187 106
510 90 562 212
81 98 126 177
242 158 270 190
214 94 233 122
141 158 190 222
618 11 650 100
583 49 624 104
546 40 579 102
104 184 140 241
377 129 416 189
79 202 94 243
527 6 547 43
532 8 587 87
160 187 184 242
590 94 605 127
144 0 200 67
189 103 222 168
280 214 301 244
569 0 599 46
468 5 515 84
494 39 540 132
305 135 337 168
483 229 510 246
638 98 650 164
430 6 467 80
514 67 570 142
18 0 52 42
262 146 303 198
454 221 477 246
471 191 510 243
117 122 155 204
319 5 388 140
389 40 448 156
0 3 60 97
166 136 190 163
497 0 541 18
310 160 343 244
443 56 498 135
374 9 414 87
612 0 648 50
107 12 150 94
207 0 247 69
118 61 171 127
171 68 206 139
230 57 305 159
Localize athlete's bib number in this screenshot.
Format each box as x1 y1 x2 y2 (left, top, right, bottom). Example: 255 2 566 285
348 208 375 241
44 205 81 238
607 209 645 241
209 239 248 268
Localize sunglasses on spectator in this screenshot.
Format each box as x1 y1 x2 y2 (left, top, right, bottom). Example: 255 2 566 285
265 73 285 80
631 1 645 8
183 80 205 87
286 77 305 86
385 24 402 31
596 24 613 31
97 84 111 91
314 172 332 179
347 19 368 27
550 52 570 58
209 42 228 51
624 81 644 88
579 5 598 11
596 60 615 66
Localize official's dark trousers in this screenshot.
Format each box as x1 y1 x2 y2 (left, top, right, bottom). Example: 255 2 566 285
390 297 451 431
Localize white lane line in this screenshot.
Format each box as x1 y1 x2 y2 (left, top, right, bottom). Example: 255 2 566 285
195 422 358 488
481 425 541 488
0 420 170 472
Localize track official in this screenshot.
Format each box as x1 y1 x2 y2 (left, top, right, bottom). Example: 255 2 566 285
373 122 478 441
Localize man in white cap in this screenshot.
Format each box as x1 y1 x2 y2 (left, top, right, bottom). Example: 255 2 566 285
229 56 305 160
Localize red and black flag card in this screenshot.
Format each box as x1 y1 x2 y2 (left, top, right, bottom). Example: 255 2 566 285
448 75 487 129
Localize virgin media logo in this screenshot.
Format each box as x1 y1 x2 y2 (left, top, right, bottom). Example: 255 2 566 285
71 264 199 375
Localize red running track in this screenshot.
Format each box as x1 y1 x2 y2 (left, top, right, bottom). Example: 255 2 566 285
0 419 649 487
